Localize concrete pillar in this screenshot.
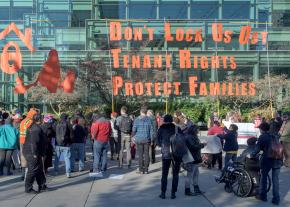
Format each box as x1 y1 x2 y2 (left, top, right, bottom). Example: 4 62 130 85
253 62 259 81
219 0 223 20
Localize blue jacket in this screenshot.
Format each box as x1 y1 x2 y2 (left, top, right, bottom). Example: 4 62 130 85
0 124 19 149
219 131 239 152
251 132 283 169
132 115 153 143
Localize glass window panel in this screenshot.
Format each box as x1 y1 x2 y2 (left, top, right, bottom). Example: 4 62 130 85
160 1 187 19
129 2 156 19
100 2 126 19
0 7 9 20
222 1 250 19
258 9 269 28
191 2 219 19
72 10 91 27
46 12 69 27
11 7 32 20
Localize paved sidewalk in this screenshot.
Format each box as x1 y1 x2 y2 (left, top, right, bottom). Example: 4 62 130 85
0 155 289 207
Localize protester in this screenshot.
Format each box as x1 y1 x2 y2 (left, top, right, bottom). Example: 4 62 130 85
109 112 119 160
157 114 182 199
116 106 133 168
147 109 157 164
71 118 86 172
91 113 111 174
269 113 283 136
208 111 219 128
237 137 260 196
184 125 205 196
41 114 55 173
205 121 224 169
23 114 47 194
218 124 239 169
156 112 163 129
132 107 153 174
254 114 263 138
251 122 283 205
12 110 22 130
280 112 290 167
0 118 19 176
54 113 73 178
19 108 38 180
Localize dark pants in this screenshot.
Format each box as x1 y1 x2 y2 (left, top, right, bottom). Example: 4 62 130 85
260 166 280 203
109 136 119 159
161 158 181 193
25 156 46 192
212 152 223 170
137 143 150 172
0 149 13 175
149 141 156 164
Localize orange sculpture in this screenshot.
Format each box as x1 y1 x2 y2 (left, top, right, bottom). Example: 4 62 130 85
14 49 76 94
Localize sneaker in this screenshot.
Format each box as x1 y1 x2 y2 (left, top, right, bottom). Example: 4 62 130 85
144 171 149 174
7 171 13 176
194 185 204 194
136 170 143 174
255 195 267 202
66 173 72 178
272 200 279 205
25 189 38 194
159 192 166 199
171 192 176 199
38 185 50 192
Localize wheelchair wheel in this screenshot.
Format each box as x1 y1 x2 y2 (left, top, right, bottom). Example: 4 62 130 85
231 168 253 197
267 174 271 193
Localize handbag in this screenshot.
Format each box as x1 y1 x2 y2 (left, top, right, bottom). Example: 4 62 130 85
182 148 194 164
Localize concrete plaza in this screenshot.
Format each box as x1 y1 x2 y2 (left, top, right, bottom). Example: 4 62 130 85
0 151 289 207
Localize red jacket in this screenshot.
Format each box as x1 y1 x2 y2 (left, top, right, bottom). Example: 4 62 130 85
91 118 112 142
208 125 224 136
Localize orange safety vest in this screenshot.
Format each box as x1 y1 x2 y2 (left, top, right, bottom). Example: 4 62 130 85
19 118 33 144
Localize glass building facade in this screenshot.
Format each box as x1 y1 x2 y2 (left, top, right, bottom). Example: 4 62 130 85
0 0 289 110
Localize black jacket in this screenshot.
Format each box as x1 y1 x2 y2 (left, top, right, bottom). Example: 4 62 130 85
251 132 283 169
72 124 86 143
55 120 73 146
157 123 181 160
185 134 204 164
23 123 45 158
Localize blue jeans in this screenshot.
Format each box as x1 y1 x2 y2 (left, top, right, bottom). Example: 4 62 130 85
260 166 280 203
224 153 237 170
54 146 71 174
93 141 109 172
71 143 85 171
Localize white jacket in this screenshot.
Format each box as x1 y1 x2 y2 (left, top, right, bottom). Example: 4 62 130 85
201 135 222 154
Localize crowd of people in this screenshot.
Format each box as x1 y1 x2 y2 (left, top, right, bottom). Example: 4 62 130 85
0 108 289 205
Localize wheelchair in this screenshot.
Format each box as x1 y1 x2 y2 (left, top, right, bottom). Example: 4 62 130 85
216 161 271 197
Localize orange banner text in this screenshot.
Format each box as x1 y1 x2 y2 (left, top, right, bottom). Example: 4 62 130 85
111 49 172 69
112 76 181 96
189 76 256 96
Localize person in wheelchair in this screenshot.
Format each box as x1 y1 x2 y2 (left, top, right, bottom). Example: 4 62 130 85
216 137 260 197
237 137 260 196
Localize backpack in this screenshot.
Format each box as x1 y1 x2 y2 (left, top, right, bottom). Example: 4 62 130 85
56 121 69 146
119 116 133 134
268 135 284 160
170 127 187 159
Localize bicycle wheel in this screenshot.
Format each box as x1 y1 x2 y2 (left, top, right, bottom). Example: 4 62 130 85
231 168 253 197
267 174 271 193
